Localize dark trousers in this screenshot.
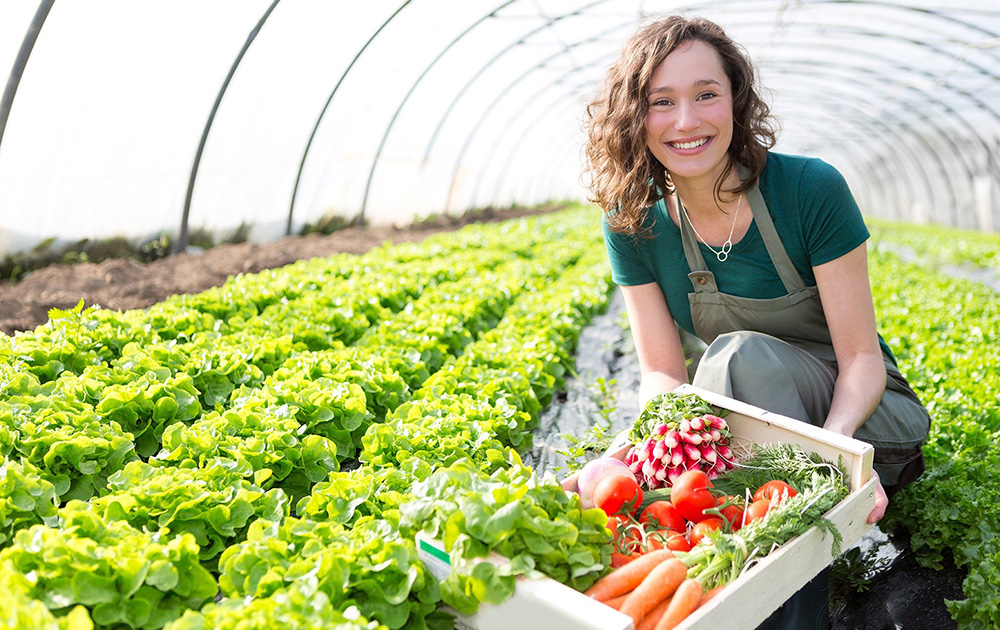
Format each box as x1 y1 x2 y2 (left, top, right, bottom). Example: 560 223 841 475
755 568 831 630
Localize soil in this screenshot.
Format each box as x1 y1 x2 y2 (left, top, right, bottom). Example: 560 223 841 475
0 207 553 336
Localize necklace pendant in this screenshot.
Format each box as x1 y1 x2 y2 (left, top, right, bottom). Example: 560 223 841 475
716 240 733 262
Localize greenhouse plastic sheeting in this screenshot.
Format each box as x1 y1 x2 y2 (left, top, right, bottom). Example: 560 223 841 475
1 0 999 258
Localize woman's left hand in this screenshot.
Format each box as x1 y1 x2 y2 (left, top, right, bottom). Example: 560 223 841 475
868 470 888 524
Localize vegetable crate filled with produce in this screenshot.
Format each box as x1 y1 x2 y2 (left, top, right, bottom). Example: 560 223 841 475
537 386 874 630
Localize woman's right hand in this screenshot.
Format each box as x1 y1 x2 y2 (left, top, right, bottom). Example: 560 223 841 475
868 470 889 524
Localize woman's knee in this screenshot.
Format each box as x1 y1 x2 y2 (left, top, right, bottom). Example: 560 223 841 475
696 331 791 383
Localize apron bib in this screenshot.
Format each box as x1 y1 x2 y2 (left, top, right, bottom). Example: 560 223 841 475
676 176 928 485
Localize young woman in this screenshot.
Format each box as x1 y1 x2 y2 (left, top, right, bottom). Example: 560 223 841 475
585 15 930 629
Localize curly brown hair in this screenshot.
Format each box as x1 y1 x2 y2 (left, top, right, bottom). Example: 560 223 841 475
585 14 778 236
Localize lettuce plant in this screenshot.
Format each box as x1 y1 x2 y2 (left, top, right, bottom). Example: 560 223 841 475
1 502 217 629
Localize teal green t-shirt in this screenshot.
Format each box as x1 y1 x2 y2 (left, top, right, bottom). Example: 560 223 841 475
603 152 880 347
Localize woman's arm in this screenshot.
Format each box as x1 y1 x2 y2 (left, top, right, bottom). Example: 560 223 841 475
813 241 889 522
619 283 690 407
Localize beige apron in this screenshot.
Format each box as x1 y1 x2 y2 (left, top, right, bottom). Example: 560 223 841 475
678 178 929 488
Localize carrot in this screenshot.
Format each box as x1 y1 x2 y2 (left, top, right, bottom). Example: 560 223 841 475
637 596 672 630
697 584 724 608
584 549 673 601
619 557 687 627
603 593 630 610
653 579 703 630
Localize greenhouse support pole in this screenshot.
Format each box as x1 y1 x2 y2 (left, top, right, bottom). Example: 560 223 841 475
287 0 413 236
0 0 55 157
176 0 280 254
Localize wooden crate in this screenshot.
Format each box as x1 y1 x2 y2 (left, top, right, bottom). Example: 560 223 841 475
659 385 876 629
565 384 877 630
418 385 876 630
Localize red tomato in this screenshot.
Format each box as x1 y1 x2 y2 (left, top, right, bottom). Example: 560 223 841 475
639 501 686 532
610 551 641 568
717 496 745 532
606 514 642 554
606 513 629 536
745 499 771 524
753 480 797 503
662 530 693 553
594 474 643 516
670 469 717 522
690 517 724 546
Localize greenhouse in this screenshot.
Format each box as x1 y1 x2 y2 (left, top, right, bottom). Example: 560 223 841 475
1 1 999 629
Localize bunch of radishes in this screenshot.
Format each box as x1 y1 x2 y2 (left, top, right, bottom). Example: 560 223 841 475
623 413 736 489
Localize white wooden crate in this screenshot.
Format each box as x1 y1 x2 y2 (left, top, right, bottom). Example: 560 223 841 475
418 385 876 630
664 385 876 629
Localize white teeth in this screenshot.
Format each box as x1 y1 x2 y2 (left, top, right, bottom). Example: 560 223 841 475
670 138 709 150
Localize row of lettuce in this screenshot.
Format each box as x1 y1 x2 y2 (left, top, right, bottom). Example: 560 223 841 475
868 225 1000 630
0 207 616 630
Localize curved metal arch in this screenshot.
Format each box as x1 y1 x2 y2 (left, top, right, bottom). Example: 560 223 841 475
760 37 1000 193
485 88 591 207
737 70 964 223
482 62 943 223
285 0 413 235
767 64 975 201
355 0 522 225
492 86 919 218
432 0 779 202
486 76 935 225
481 86 592 208
728 25 1000 189
816 0 1000 44
691 7 1000 125
177 0 281 253
376 0 999 223
421 0 620 161
770 99 939 223
742 22 1000 118
0 0 55 158
772 58 999 205
447 57 610 212
721 15 1000 125
466 55 895 214
441 6 1000 218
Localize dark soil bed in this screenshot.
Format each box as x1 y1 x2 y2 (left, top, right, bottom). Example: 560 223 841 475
0 207 552 336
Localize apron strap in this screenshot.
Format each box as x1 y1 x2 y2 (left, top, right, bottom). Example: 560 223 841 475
745 183 806 293
676 194 720 292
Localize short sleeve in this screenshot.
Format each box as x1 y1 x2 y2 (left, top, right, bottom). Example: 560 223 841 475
799 159 870 266
602 214 656 286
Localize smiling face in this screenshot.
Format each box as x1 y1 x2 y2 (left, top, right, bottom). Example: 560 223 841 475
644 39 734 187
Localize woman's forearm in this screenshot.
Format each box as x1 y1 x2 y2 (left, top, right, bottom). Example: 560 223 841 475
822 351 886 438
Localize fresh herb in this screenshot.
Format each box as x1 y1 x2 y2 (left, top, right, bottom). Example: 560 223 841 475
711 442 847 498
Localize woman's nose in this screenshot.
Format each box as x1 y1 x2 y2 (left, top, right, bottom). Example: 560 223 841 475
674 101 698 130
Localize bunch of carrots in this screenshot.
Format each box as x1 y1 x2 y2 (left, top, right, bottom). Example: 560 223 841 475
583 549 721 630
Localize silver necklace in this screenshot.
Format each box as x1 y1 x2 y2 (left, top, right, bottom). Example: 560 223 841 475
677 191 743 262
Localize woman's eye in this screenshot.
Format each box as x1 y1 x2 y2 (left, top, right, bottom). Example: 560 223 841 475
697 92 718 101
650 98 672 107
